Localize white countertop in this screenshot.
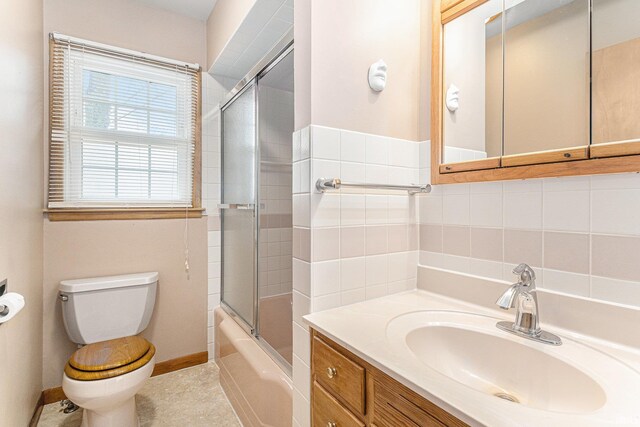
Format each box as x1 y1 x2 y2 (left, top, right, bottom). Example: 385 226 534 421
304 283 640 427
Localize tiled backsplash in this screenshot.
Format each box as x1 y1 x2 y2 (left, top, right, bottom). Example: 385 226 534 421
291 125 424 427
419 141 640 308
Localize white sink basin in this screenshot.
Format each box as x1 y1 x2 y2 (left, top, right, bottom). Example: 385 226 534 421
386 311 640 415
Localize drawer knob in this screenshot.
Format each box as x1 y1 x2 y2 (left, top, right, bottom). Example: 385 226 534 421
326 367 338 379
327 422 337 427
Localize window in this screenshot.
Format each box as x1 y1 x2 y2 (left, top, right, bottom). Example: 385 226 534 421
48 34 201 218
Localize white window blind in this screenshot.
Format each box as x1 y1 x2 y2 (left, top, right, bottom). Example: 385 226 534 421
48 34 200 209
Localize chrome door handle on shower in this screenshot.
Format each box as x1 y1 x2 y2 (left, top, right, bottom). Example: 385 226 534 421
218 203 255 210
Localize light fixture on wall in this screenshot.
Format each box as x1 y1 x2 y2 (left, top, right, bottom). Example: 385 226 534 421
446 84 460 112
368 59 388 92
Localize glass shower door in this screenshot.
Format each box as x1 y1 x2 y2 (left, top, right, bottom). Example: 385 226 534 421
220 84 257 330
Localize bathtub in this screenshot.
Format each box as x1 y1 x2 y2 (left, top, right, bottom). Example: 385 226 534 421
214 306 293 427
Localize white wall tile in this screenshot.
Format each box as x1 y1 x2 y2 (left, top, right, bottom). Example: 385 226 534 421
312 159 341 184
340 130 366 162
340 161 366 183
293 258 310 296
300 127 310 160
311 126 340 160
591 276 640 307
340 257 366 290
365 254 388 286
543 190 589 232
470 193 502 228
365 164 389 184
293 194 310 227
312 260 340 297
504 191 542 230
365 195 388 225
340 194 366 226
443 194 470 225
542 269 590 297
310 193 340 227
365 135 389 165
592 189 640 236
468 258 503 281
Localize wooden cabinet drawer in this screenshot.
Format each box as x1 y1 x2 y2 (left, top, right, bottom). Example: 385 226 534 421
371 379 468 427
313 381 365 427
312 336 366 414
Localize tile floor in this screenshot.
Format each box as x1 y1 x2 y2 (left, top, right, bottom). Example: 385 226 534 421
38 361 241 427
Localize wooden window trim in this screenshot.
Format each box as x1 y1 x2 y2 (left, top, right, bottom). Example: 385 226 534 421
431 0 640 185
45 207 204 221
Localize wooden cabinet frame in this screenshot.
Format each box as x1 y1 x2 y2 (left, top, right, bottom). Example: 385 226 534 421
310 329 469 427
431 0 640 185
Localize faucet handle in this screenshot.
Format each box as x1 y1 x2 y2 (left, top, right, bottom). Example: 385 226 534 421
513 263 536 287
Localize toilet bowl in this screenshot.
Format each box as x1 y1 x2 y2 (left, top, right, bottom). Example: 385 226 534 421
59 272 159 427
62 336 156 427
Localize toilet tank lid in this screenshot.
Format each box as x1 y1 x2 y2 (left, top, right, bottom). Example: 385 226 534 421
59 272 159 293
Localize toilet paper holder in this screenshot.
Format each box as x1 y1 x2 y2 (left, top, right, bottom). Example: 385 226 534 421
0 279 8 316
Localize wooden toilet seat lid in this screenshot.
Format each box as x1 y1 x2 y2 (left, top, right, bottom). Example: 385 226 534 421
65 336 155 381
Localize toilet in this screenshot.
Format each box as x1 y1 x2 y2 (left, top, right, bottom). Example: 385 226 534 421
59 272 158 427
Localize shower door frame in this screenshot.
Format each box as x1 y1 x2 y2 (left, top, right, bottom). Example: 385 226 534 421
219 31 294 375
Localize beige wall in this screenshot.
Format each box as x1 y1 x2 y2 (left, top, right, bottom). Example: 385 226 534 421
0 0 44 423
293 0 311 130
206 0 257 70
42 219 207 389
295 0 423 141
42 0 209 389
44 0 206 65
419 0 433 141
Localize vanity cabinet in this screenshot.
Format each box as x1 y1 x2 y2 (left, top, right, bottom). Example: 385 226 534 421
310 329 468 427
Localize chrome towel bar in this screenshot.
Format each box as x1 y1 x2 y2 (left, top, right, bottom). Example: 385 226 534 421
315 178 431 195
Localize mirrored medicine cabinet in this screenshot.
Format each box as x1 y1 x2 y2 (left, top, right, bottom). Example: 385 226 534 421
432 0 640 184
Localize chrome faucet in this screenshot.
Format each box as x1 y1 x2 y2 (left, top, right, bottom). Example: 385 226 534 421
495 263 562 346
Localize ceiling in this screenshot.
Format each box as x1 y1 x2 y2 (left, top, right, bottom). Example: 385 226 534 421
210 0 293 80
135 0 218 21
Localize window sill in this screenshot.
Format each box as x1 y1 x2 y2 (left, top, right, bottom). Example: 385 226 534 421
45 208 204 221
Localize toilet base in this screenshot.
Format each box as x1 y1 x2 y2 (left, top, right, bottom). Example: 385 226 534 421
63 356 154 427
80 397 139 427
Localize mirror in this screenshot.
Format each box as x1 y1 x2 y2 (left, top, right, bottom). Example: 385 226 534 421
503 0 589 157
592 0 640 149
442 0 503 165
443 0 590 166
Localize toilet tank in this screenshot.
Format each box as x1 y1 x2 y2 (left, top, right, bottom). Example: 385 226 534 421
59 272 158 344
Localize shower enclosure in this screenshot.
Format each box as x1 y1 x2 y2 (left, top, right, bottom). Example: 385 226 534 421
220 41 294 371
